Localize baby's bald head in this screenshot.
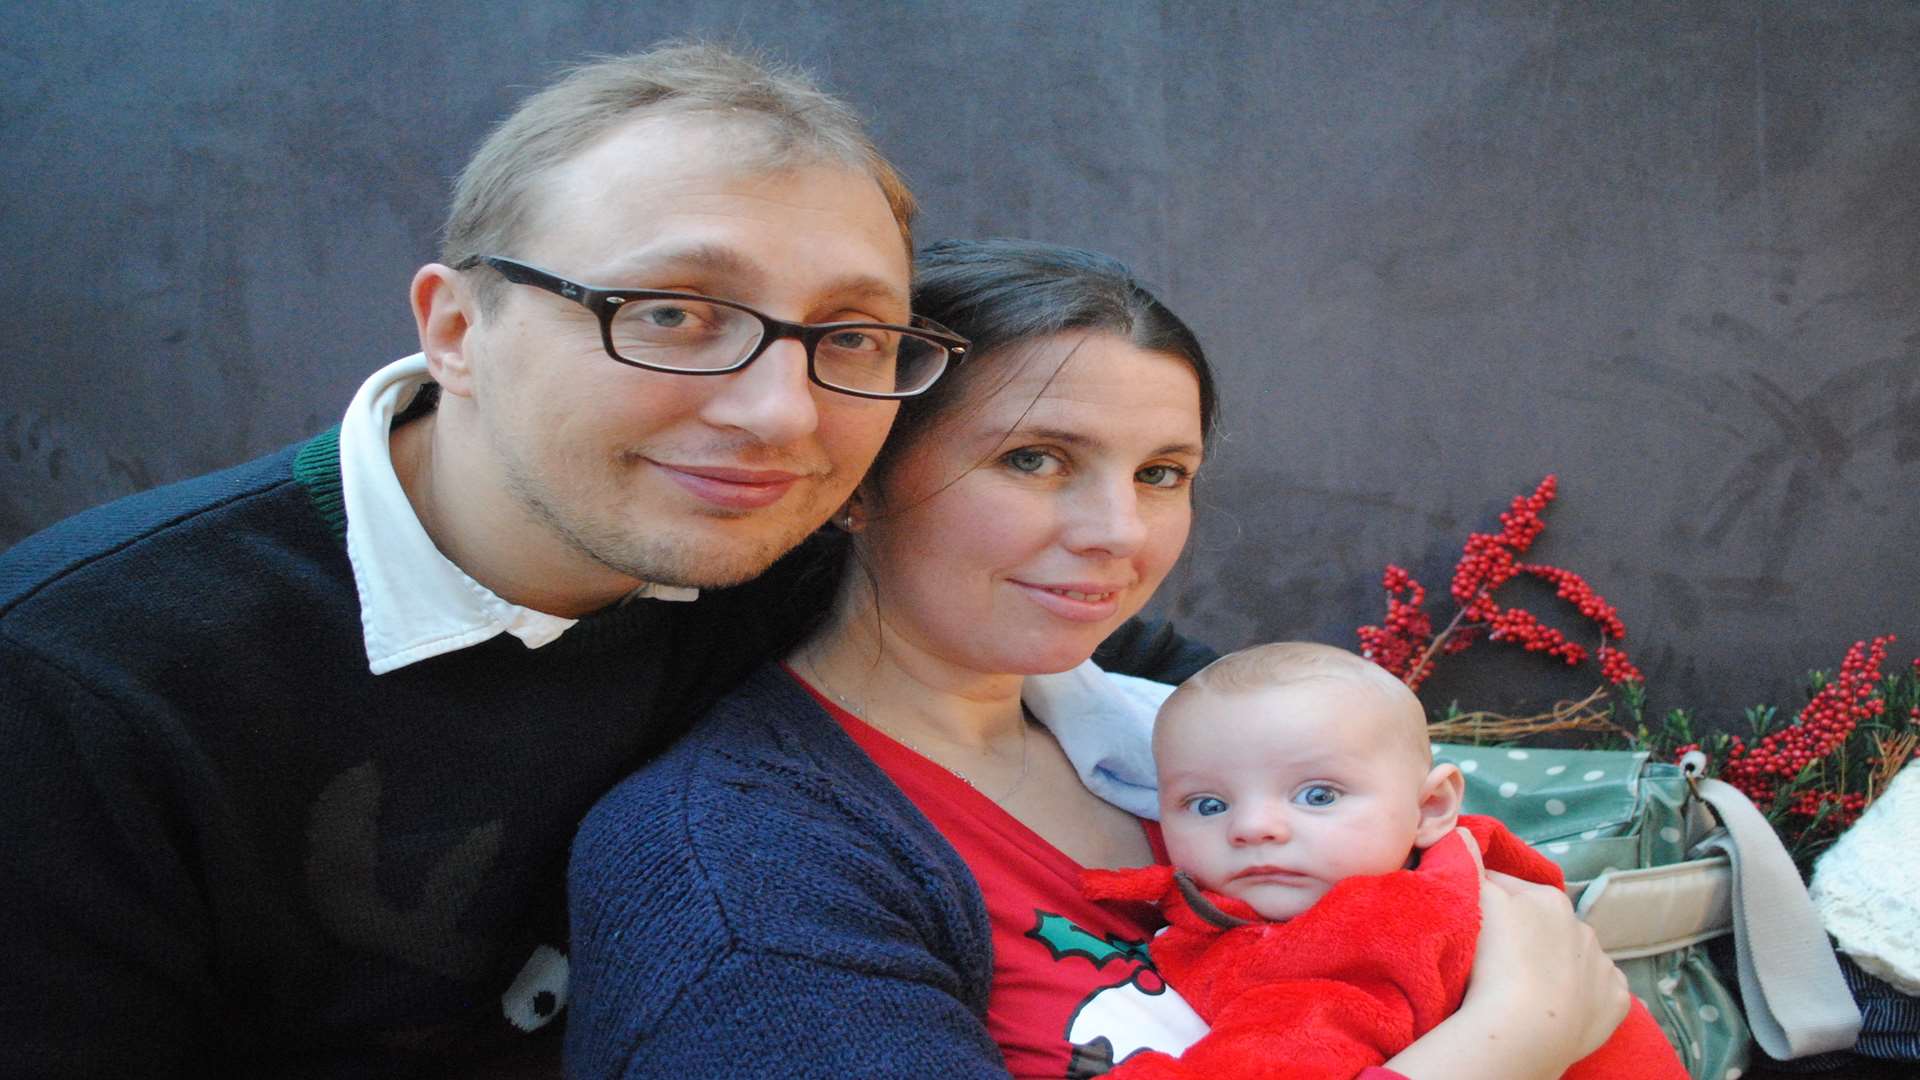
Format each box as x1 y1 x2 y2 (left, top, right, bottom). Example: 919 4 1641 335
1152 642 1465 920
1156 642 1433 782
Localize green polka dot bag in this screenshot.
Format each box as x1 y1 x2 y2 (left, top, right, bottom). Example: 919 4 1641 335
1437 743 1863 1080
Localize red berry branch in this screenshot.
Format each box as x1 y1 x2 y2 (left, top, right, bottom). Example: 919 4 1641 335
1678 636 1904 843
1350 475 1917 878
1358 475 1640 692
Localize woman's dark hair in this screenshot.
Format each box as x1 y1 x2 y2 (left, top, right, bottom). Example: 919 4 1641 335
870 238 1220 484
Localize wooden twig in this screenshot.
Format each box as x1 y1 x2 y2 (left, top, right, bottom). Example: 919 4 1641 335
1402 605 1471 689
1867 731 1918 804
1426 686 1631 744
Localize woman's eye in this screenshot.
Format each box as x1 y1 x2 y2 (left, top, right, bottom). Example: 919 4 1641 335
1189 796 1228 817
1004 448 1061 475
1136 464 1190 489
1294 785 1338 807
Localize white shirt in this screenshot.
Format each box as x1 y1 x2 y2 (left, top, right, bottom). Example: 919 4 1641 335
338 354 695 676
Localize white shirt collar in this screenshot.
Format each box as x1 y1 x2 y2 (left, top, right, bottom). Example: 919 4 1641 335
339 354 697 675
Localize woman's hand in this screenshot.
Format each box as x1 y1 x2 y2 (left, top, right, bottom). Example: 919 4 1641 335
1383 828 1631 1080
1469 867 1631 1062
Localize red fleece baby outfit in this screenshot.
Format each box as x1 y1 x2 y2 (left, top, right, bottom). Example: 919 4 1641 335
1082 814 1688 1080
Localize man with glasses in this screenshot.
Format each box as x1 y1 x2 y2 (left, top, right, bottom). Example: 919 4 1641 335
0 43 1051 1076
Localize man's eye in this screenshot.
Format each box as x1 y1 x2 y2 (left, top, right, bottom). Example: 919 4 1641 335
635 301 717 330
1190 796 1228 817
1295 785 1338 807
615 298 728 336
823 329 887 353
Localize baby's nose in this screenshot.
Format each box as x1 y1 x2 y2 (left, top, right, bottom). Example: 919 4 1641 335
1230 807 1290 845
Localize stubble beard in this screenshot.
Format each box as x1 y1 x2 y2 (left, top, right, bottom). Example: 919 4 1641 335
501 452 833 591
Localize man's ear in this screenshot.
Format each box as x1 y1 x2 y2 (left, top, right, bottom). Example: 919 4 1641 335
411 263 479 398
1413 762 1466 848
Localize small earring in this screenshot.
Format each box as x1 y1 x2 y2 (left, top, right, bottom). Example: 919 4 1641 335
836 495 868 534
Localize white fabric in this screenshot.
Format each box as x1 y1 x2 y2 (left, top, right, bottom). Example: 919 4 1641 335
1023 660 1172 819
339 354 696 675
1810 759 1920 995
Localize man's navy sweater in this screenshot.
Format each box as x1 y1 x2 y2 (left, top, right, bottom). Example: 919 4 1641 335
0 430 839 1077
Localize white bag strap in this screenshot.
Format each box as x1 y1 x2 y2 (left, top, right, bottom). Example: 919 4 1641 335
1693 776 1862 1059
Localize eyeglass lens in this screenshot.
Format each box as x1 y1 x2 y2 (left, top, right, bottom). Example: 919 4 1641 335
607 297 948 395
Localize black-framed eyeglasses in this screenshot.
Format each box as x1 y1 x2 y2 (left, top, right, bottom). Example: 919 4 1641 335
456 255 967 399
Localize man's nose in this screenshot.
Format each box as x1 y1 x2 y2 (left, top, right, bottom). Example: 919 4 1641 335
699 336 820 445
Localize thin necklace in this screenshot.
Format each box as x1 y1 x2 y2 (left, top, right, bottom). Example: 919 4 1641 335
801 655 1033 803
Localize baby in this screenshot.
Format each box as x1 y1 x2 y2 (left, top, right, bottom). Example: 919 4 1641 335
1084 642 1687 1080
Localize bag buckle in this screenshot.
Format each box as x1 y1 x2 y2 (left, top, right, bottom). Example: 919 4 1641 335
1679 748 1710 801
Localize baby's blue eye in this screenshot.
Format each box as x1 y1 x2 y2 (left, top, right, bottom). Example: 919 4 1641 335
1295 785 1338 807
1189 796 1228 817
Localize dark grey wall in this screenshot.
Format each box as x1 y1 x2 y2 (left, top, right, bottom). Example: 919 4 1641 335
6 1 1916 725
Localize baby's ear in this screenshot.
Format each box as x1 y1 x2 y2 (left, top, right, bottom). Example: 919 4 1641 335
1412 762 1465 848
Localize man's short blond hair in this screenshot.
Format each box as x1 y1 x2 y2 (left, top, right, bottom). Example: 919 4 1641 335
442 42 916 296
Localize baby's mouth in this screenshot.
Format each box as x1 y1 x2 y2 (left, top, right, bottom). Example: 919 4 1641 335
1231 866 1310 882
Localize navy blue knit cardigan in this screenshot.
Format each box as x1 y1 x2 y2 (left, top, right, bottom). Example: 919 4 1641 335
566 662 1012 1078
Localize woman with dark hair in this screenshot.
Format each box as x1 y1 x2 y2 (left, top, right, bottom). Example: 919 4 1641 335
566 239 1628 1079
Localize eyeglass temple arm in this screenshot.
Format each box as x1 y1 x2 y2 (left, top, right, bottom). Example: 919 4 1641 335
456 256 583 298
909 316 968 351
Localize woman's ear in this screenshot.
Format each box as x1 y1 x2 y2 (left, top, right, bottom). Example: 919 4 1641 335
1413 762 1466 848
837 486 879 533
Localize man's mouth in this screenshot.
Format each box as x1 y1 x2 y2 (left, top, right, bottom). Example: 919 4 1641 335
653 462 807 510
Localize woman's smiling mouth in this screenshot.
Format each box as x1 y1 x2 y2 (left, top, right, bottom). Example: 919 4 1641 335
1012 580 1128 621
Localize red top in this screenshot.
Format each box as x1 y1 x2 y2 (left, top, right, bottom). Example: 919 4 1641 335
801 674 1409 1080
1082 817 1688 1080
814 689 1204 1077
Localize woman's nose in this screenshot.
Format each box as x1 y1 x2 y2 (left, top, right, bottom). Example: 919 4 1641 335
1063 475 1148 556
